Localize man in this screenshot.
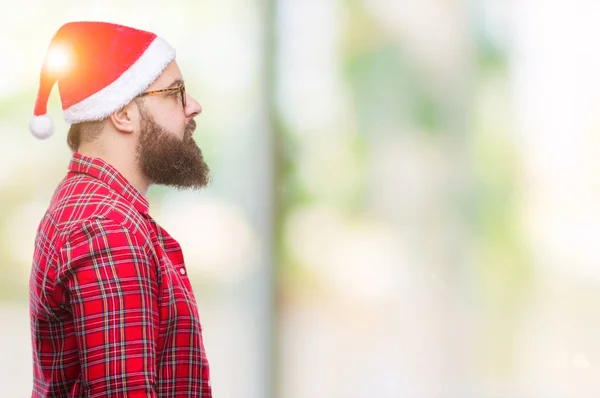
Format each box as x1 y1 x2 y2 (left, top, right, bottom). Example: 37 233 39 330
28 21 212 397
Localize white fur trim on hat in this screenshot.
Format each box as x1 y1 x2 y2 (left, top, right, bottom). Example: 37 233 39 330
63 37 176 124
29 115 54 139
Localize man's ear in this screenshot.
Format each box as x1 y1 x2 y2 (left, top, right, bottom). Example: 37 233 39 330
108 101 139 133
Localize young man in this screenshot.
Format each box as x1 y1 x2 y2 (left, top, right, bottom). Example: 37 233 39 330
28 21 212 397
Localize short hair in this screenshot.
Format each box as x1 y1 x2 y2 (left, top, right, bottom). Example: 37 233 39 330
66 120 104 152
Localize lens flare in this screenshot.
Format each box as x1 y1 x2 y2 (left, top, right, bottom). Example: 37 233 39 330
45 45 71 75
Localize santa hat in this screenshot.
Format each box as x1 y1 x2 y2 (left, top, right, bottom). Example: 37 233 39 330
30 21 176 139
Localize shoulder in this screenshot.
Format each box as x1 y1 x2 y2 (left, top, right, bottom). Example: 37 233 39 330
56 215 155 279
44 174 152 251
55 215 159 290
66 215 148 252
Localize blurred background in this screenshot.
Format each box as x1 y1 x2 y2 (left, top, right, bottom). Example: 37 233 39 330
2 0 600 397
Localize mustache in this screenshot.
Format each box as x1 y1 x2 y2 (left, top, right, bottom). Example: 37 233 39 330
185 120 197 140
186 119 196 133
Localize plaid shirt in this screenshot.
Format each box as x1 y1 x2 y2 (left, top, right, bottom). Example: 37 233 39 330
29 153 212 397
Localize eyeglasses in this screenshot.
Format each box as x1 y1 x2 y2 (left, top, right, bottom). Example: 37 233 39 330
137 82 186 108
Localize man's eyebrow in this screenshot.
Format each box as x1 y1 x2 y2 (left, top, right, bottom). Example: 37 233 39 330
167 79 184 88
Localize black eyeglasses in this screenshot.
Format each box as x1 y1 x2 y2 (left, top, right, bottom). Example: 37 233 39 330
137 82 186 108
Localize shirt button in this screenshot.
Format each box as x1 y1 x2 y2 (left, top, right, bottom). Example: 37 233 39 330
180 268 186 275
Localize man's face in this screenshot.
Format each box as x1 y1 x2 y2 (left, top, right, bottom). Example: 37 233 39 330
136 105 211 190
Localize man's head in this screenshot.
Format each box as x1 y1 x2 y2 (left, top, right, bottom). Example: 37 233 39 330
68 60 210 189
31 21 210 189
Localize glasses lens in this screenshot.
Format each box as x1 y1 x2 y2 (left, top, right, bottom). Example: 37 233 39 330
181 85 186 108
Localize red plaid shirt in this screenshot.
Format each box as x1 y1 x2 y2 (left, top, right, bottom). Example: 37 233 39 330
29 153 212 397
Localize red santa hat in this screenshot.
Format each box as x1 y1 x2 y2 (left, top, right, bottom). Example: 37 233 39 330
30 21 176 139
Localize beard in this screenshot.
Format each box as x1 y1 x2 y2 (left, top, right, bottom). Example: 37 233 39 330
136 109 211 190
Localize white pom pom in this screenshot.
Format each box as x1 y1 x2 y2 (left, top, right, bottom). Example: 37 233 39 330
29 115 54 139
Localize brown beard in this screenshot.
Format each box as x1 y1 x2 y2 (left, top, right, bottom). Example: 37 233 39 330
137 109 211 190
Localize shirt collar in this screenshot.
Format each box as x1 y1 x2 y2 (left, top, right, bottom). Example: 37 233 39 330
68 152 150 215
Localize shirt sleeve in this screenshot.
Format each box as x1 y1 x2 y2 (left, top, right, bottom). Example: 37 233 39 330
57 217 159 397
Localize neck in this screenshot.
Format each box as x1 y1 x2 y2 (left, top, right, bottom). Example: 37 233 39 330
77 144 150 196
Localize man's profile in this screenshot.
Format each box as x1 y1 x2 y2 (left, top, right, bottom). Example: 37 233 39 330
28 21 213 397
